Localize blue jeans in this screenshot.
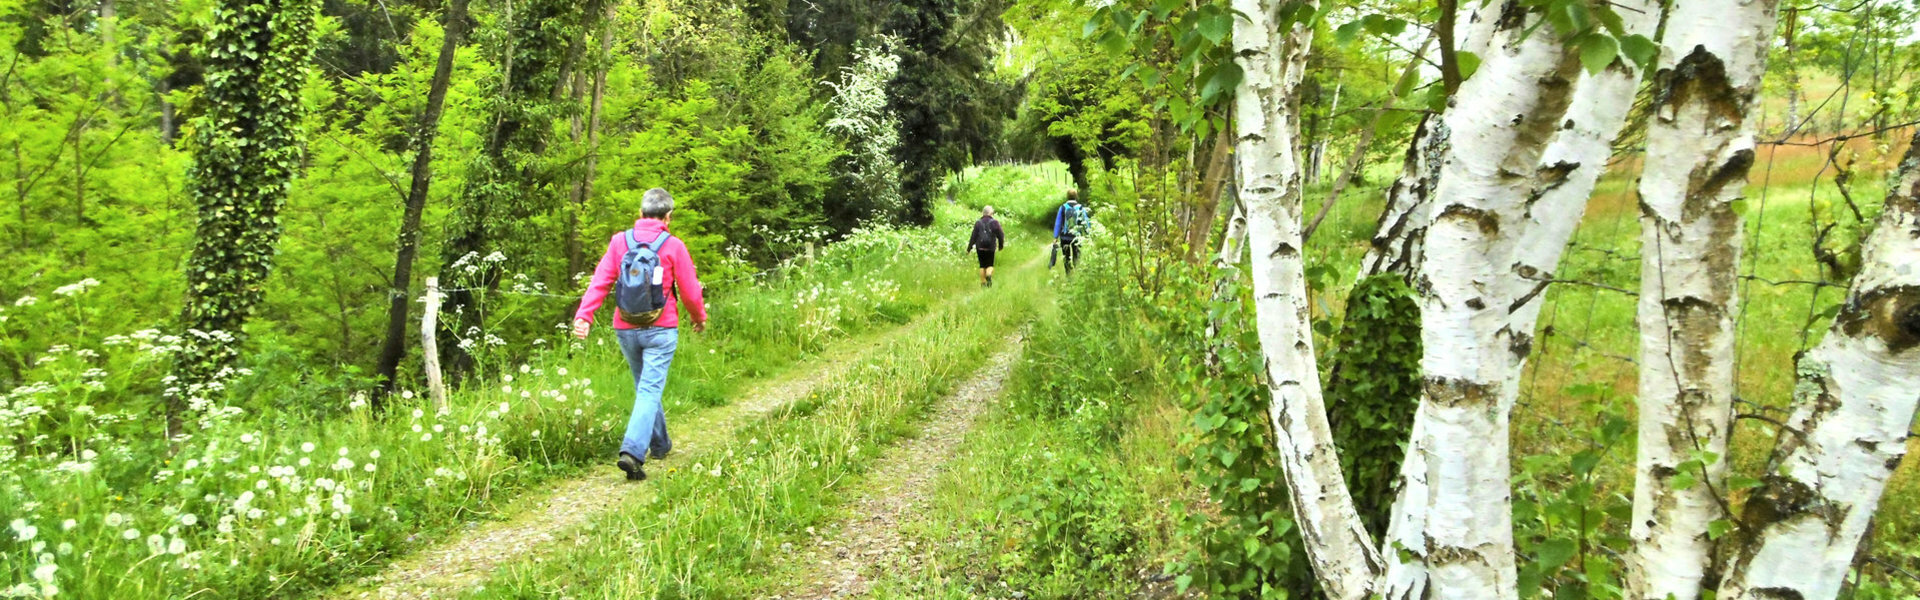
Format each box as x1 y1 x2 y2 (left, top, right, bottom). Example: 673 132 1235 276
615 326 677 462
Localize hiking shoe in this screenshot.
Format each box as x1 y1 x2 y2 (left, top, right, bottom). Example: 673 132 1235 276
617 453 646 481
649 448 671 461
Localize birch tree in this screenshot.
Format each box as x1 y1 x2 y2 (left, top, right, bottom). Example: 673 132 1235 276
1627 0 1778 596
1230 2 1384 597
1717 127 1920 599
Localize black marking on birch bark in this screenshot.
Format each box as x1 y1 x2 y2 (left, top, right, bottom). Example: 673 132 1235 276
1466 297 1486 310
1509 331 1533 361
1271 242 1301 259
1423 376 1498 408
1686 148 1755 221
1661 296 1729 380
1654 46 1752 126
1428 544 1486 565
1435 204 1500 236
1752 587 1808 600
1836 284 1920 353
1524 161 1579 211
1494 0 1526 30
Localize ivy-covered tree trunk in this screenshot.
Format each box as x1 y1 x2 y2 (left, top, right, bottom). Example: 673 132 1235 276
1625 0 1774 595
1716 127 1920 600
374 0 471 401
437 0 604 377
168 0 319 436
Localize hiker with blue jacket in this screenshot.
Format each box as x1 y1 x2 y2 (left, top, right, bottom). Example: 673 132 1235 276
968 205 1006 287
571 188 708 482
1052 190 1092 274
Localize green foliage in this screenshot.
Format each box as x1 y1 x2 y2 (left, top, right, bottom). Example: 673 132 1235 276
1511 382 1636 600
1323 273 1421 536
997 452 1150 595
1170 272 1301 599
171 0 322 423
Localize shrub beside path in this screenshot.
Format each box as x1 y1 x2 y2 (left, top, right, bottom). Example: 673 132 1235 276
770 335 1025 599
329 284 1001 600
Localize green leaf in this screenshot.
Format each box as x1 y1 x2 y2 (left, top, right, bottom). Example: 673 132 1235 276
1199 61 1243 104
1707 518 1733 540
1198 10 1233 45
1619 34 1659 69
1536 537 1578 569
1455 51 1482 81
1729 475 1763 491
1672 469 1698 491
1335 21 1364 44
1579 33 1619 74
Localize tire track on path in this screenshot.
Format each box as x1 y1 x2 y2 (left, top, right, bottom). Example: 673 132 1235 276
771 334 1025 599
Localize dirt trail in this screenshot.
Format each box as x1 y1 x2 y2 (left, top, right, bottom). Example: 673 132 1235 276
329 295 986 600
773 336 1024 599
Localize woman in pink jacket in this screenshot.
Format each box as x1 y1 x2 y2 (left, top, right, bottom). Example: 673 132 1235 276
571 188 708 481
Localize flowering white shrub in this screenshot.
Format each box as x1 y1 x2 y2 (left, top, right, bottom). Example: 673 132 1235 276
824 37 905 223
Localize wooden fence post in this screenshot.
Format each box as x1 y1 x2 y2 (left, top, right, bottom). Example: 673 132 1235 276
421 276 448 411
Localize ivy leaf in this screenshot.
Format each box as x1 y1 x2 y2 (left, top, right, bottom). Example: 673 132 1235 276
1579 33 1619 74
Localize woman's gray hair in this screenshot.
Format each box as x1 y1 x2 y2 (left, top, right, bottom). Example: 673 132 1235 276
641 188 674 218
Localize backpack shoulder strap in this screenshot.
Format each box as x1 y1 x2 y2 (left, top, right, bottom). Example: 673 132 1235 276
647 231 672 252
625 229 641 253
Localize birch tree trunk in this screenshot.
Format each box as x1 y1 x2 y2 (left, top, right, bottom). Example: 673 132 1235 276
1359 4 1499 278
1717 127 1920 600
1376 8 1585 598
1232 1 1383 597
1625 0 1776 596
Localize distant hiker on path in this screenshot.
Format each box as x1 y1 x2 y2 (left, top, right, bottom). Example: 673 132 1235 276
968 205 1006 287
571 188 708 482
1052 190 1091 275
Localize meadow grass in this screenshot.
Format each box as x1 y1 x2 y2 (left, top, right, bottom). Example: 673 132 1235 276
0 218 992 598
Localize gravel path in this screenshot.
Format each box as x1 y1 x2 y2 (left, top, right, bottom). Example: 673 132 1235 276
329 308 970 600
773 336 1024 599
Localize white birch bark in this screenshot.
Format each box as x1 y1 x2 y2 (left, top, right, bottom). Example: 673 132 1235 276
1717 129 1920 600
1360 3 1501 278
1498 0 1660 384
1625 0 1776 596
1376 8 1584 599
1232 1 1383 597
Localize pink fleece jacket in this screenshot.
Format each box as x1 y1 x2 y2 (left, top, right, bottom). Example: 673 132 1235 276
574 219 707 329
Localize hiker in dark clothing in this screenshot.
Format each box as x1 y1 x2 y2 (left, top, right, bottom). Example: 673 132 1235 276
968 205 1007 287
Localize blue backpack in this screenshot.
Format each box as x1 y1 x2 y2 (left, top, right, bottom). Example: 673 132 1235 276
616 230 672 327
